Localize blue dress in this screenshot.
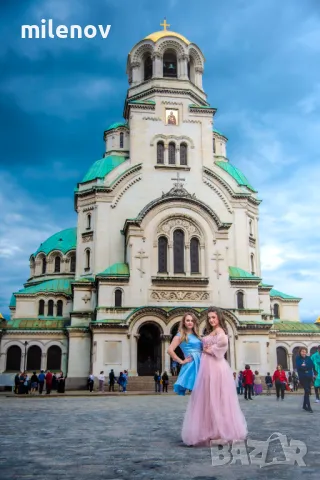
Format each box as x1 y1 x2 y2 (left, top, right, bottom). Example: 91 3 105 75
173 333 202 395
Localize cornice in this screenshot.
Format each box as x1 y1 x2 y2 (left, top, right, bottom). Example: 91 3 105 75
151 276 209 286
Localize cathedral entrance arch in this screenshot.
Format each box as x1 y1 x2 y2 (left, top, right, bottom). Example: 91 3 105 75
137 323 162 376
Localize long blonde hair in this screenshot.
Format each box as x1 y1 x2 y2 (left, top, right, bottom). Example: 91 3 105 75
178 312 199 343
205 307 228 335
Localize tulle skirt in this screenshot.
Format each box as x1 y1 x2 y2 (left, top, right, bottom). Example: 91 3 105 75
173 352 201 396
182 353 248 446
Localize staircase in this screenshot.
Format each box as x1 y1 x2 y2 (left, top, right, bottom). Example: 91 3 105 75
125 376 177 392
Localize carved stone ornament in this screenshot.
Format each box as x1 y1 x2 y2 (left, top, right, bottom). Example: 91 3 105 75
151 290 209 301
83 234 93 243
157 217 201 238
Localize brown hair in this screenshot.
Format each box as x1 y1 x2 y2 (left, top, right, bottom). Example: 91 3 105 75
205 307 228 335
178 312 199 343
298 347 308 355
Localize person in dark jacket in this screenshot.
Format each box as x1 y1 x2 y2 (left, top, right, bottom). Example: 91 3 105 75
265 372 273 395
296 347 315 413
162 371 169 393
38 370 45 394
109 369 115 392
242 365 254 400
154 371 161 393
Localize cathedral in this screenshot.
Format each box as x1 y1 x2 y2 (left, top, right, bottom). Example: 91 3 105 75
1 22 320 388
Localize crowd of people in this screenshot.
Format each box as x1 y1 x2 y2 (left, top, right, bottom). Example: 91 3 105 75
14 370 65 394
87 369 129 392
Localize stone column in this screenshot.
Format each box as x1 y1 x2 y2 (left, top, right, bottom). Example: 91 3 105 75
164 144 168 165
200 244 205 276
288 353 293 371
168 242 173 275
129 334 139 376
178 54 189 80
161 335 172 376
195 67 204 90
41 352 47 371
185 244 190 275
152 53 162 77
131 62 141 85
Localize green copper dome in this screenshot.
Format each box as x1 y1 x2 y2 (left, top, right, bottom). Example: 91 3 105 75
215 161 257 192
33 228 77 257
81 155 128 183
104 121 128 133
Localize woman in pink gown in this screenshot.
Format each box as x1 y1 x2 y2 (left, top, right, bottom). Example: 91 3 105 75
182 307 248 446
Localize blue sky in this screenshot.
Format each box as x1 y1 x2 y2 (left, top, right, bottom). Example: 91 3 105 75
0 0 319 322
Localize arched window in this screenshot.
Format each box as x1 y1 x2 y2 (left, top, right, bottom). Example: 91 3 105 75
48 300 54 317
120 132 124 148
292 346 301 370
168 142 176 165
144 55 153 80
276 347 288 370
6 346 21 371
173 229 185 274
158 236 168 273
87 214 91 230
180 143 188 166
250 254 255 275
85 250 91 270
249 219 253 236
42 257 46 274
213 137 216 154
273 303 280 319
115 289 122 307
188 57 195 83
47 346 62 371
190 237 199 273
38 299 45 316
27 345 42 371
237 291 244 309
163 50 177 78
54 256 61 273
57 300 63 317
157 141 164 164
70 254 76 273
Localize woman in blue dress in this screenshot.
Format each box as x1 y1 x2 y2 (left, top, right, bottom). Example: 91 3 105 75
167 312 202 395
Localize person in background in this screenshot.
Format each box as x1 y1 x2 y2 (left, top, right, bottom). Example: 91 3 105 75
296 347 315 413
30 372 38 395
23 372 29 394
88 373 94 392
14 373 20 394
52 373 57 391
265 372 273 395
122 370 128 393
19 372 25 394
292 371 299 391
237 371 244 395
233 372 237 391
171 361 178 376
242 364 254 400
314 372 320 403
45 370 53 395
117 372 125 392
109 369 115 392
254 371 263 395
154 371 161 393
272 365 287 401
38 370 45 394
98 371 105 392
311 345 320 403
57 372 66 393
162 371 169 392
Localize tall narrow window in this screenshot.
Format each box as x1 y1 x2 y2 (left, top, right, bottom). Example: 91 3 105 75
168 142 176 165
157 141 164 164
213 137 216 154
237 291 244 309
115 289 122 307
158 236 168 273
250 253 255 275
163 51 177 78
85 250 91 270
48 300 54 316
38 299 45 316
42 257 46 274
249 219 253 236
70 254 76 273
173 229 185 274
144 55 153 80
190 237 199 273
57 300 63 317
120 132 124 148
87 214 91 229
180 143 188 166
54 256 61 273
273 303 280 319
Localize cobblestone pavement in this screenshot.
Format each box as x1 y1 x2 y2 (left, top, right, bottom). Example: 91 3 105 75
1 394 320 480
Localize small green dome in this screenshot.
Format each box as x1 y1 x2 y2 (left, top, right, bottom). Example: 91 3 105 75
104 121 128 133
33 227 77 257
81 155 128 183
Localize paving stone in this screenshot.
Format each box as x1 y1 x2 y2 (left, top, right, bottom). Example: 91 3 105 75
0 395 319 479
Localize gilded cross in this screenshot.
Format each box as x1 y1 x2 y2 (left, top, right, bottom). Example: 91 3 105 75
171 172 185 189
211 251 223 279
135 249 148 278
160 18 170 31
82 294 91 304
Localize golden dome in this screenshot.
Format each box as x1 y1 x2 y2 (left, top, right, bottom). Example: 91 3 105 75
145 30 190 45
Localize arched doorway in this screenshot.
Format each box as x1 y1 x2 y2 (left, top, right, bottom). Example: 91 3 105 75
292 346 301 370
276 347 288 370
47 346 62 371
26 346 42 371
170 323 184 376
137 323 162 376
6 346 22 371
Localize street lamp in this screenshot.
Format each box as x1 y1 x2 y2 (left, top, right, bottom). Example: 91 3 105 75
24 341 28 371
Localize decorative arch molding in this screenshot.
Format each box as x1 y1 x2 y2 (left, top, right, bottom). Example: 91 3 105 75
3 340 26 352
131 41 155 64
35 252 47 263
156 39 187 56
188 46 204 68
127 307 167 331
110 175 142 208
43 340 66 354
275 341 291 349
290 341 309 350
202 177 233 214
156 215 203 243
130 315 167 336
151 134 195 149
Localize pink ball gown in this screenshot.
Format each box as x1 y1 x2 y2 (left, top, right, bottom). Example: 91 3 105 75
181 330 248 446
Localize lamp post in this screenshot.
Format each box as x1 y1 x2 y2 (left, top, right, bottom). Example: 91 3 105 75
24 341 28 371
